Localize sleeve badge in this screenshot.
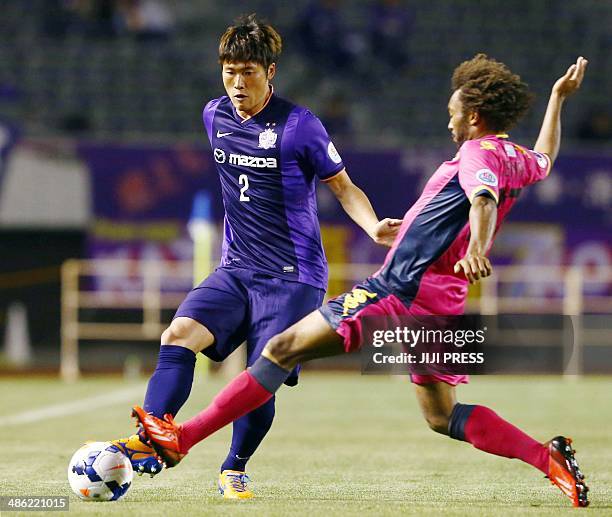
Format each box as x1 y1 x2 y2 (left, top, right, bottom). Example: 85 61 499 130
476 168 498 187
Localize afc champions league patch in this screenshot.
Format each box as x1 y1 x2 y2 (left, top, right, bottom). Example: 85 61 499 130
258 128 277 149
327 141 342 164
533 151 549 169
476 168 498 187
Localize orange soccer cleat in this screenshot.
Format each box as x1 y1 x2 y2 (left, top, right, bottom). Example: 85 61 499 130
546 436 589 507
131 406 185 468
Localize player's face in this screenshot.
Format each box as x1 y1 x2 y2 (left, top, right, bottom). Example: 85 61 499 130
447 89 472 145
222 61 275 117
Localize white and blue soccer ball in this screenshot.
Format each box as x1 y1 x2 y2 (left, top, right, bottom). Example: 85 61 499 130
67 441 133 501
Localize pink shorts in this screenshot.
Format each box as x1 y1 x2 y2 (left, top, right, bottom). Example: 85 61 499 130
319 279 469 386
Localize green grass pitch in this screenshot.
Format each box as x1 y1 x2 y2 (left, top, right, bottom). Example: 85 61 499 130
1 373 610 516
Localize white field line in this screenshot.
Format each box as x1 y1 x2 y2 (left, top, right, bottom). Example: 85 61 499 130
0 384 146 427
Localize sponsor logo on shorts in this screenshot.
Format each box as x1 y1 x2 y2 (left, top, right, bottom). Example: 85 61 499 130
342 288 377 317
476 168 498 187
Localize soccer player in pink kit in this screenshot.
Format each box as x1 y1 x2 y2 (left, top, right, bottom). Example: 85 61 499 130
134 55 590 507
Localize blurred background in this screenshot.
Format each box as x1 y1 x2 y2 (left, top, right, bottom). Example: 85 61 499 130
0 0 610 378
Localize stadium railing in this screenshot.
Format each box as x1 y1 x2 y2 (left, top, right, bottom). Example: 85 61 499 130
60 259 612 381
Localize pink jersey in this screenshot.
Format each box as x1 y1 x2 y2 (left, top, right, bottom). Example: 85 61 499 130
372 134 551 315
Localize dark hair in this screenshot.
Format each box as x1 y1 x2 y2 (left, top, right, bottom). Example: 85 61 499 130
452 54 533 132
218 14 282 69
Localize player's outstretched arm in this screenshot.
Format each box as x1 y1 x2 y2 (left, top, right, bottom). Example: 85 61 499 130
454 196 497 284
324 169 402 247
534 56 588 164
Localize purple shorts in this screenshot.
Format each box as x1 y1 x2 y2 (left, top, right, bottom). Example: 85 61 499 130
175 266 325 385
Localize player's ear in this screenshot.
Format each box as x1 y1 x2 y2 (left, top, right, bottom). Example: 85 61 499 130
468 110 480 127
267 63 276 81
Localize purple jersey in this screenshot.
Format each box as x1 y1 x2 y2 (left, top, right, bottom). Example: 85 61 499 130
203 91 344 289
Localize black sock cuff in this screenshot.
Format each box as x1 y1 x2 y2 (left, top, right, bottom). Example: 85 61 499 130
448 403 477 441
249 356 290 393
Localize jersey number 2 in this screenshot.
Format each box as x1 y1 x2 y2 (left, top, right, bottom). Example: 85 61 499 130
239 174 250 202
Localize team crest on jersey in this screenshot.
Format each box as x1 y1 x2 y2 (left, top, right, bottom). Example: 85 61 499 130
503 143 517 158
258 128 277 149
476 168 498 187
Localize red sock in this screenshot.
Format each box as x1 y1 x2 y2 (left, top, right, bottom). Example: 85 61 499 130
464 406 549 474
179 371 273 454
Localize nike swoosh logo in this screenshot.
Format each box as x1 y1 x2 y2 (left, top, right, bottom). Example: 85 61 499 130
216 131 233 138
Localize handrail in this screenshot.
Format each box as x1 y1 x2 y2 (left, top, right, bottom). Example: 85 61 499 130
60 259 611 381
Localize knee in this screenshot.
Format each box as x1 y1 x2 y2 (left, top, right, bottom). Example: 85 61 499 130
265 329 299 368
424 412 451 436
161 318 190 344
161 317 212 354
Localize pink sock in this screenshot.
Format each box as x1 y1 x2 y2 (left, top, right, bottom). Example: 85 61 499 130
179 371 273 454
464 405 549 474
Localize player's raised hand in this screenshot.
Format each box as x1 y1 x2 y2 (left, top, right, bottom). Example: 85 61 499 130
453 253 493 285
552 56 588 99
371 218 403 247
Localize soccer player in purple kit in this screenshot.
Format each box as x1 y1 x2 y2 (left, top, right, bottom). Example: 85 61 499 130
134 55 591 507
113 14 401 498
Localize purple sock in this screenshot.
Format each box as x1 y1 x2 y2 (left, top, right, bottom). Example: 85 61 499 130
220 397 275 472
143 345 196 418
